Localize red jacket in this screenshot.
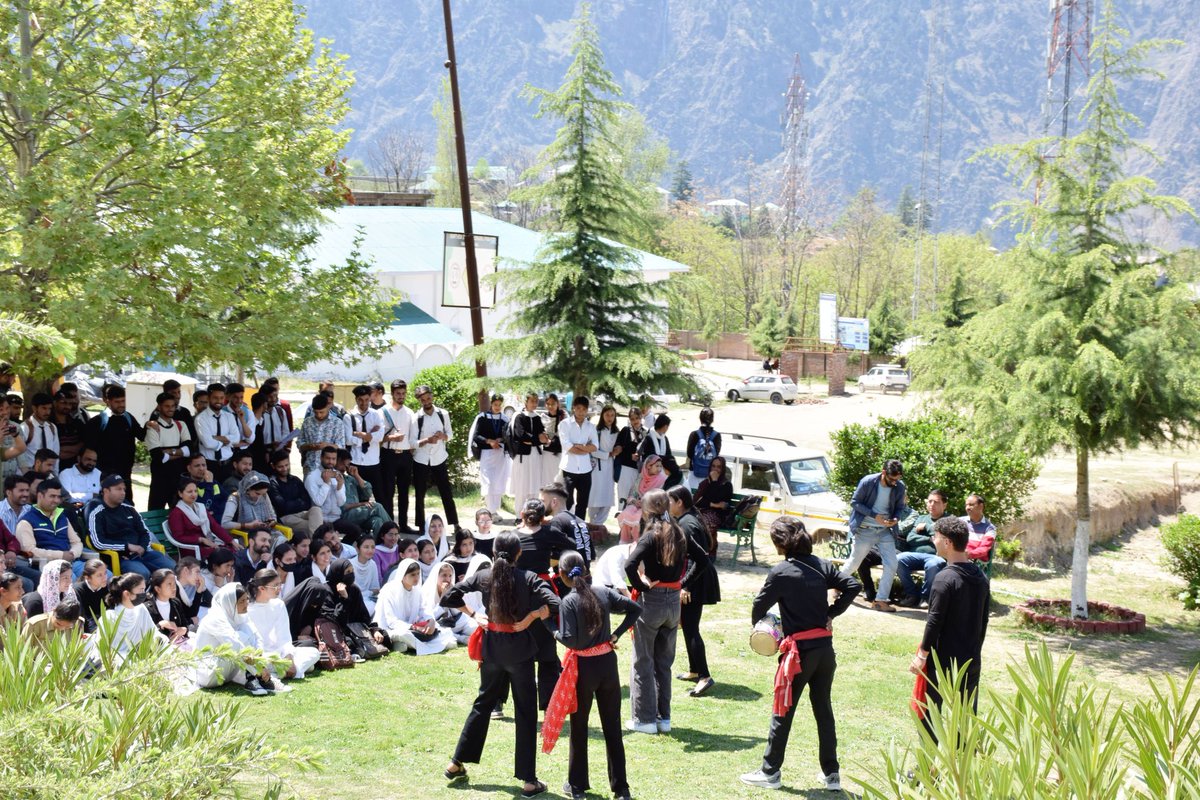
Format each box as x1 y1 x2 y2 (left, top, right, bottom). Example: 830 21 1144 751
167 504 234 558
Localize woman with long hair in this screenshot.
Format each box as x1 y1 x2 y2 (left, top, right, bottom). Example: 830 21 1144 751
542 551 639 800
586 405 621 525
668 485 721 697
440 532 560 798
615 454 666 544
693 455 733 550
144 568 191 647
623 505 710 736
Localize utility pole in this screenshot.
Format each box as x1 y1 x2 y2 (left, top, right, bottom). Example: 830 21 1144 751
440 0 488 411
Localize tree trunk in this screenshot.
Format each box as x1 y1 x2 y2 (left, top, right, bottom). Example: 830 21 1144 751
1071 444 1090 619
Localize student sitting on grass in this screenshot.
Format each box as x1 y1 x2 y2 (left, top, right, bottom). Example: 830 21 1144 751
246 567 319 684
417 513 450 562
351 532 381 615
374 558 455 655
194 583 274 696
444 528 480 580
373 522 403 583
423 561 476 645
101 573 160 657
145 568 191 649
416 538 440 582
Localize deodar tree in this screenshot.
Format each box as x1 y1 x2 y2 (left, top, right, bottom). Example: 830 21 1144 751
0 0 394 396
474 3 692 402
912 4 1200 618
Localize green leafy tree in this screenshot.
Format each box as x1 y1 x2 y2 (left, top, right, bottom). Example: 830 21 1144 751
897 185 918 228
0 0 393 398
913 7 1200 618
750 295 787 360
432 76 460 208
475 4 692 402
868 289 906 355
406 362 479 491
471 157 491 182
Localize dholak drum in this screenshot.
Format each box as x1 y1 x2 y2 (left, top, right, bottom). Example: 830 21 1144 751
749 613 783 656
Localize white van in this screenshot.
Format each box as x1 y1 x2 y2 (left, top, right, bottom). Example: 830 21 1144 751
675 433 848 541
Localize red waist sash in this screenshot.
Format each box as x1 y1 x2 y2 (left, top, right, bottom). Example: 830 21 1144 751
541 641 615 753
772 628 833 716
466 620 518 664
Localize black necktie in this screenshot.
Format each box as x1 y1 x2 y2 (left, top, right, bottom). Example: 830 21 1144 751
357 414 368 453
39 423 47 452
214 412 223 451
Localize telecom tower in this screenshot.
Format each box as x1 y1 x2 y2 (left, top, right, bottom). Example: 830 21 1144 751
912 3 945 319
1043 0 1093 144
780 53 810 235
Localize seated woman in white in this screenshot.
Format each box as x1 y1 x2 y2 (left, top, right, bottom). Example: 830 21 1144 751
350 533 381 616
421 561 477 645
193 583 274 695
373 558 455 655
99 573 164 658
245 567 320 682
415 539 439 582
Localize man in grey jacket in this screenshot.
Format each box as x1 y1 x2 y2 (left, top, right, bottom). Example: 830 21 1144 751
838 459 910 612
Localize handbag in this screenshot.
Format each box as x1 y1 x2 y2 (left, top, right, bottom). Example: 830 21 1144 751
347 621 390 659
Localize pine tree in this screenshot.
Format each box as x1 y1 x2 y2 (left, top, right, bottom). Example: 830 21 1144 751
897 185 918 228
475 4 691 401
868 290 905 356
750 295 786 360
671 160 695 204
913 4 1200 618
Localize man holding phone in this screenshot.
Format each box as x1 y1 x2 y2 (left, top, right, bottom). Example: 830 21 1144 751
839 459 911 612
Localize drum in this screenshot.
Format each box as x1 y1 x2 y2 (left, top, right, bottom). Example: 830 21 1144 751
749 613 783 656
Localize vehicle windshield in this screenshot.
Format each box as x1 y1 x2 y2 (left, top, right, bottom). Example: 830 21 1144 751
781 376 795 385
780 457 832 496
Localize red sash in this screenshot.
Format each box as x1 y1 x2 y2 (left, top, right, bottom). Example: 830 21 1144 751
772 629 833 717
537 572 561 597
466 620 518 664
541 642 615 753
911 650 929 719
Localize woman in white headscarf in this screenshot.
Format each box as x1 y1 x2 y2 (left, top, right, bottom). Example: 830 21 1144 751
193 582 273 695
24 558 76 617
421 561 477 645
374 558 454 655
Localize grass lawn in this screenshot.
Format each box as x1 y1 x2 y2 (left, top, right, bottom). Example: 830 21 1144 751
217 523 1200 799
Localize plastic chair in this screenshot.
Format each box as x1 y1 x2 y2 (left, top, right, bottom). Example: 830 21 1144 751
161 518 202 560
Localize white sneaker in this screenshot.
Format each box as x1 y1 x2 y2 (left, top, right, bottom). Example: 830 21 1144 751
624 719 658 735
269 678 293 694
657 718 671 733
820 772 842 791
739 769 782 790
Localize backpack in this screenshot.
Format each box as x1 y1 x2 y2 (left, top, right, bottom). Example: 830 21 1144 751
691 429 718 478
468 414 483 461
503 415 522 457
416 409 447 440
346 621 390 659
313 617 355 669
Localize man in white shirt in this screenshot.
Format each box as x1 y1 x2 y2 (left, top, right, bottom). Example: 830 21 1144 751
343 384 385 507
558 396 598 519
260 384 293 455
409 384 458 533
58 446 100 504
18 393 58 472
379 379 415 532
222 382 255 449
195 383 235 482
304 446 346 524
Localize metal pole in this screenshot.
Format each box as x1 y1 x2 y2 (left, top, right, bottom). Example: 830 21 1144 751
441 0 488 411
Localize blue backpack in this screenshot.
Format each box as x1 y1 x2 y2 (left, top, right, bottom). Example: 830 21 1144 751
691 429 717 478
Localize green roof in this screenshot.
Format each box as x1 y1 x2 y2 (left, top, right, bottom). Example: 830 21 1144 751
388 302 466 346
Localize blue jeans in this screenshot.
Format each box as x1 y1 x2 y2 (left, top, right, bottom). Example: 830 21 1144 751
897 552 945 600
117 548 176 579
839 525 898 603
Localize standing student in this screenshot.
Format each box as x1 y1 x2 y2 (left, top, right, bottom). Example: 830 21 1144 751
668 485 721 697
638 414 680 490
144 392 193 510
344 385 385 504
684 408 722 491
470 394 511 515
587 406 620 525
380 380 415 532
514 499 575 711
17 393 58 472
509 393 549 511
540 395 566 489
409 385 458 533
741 518 860 793
623 505 709 735
909 515 991 740
195 384 235 483
542 551 639 800
441 532 559 798
84 385 145 504
557 397 597 520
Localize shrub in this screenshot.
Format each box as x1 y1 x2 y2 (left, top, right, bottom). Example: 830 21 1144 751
828 410 1039 526
994 536 1023 564
1161 514 1200 610
406 362 481 491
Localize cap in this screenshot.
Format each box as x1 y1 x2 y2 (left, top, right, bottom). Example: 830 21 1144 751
100 474 126 490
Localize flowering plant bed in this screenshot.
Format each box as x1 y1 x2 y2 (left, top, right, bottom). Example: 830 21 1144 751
1014 598 1146 634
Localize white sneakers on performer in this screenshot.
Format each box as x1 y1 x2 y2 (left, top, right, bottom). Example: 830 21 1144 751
820 771 842 791
656 718 671 733
624 719 658 735
739 769 782 790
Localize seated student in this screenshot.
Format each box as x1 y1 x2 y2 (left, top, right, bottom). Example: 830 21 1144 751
193 583 273 696
373 558 455 655
338 450 392 536
351 533 381 616
319 558 389 655
330 520 361 560
170 476 237 559
101 573 160 657
616 456 667 544
23 558 75 618
59 446 100 504
246 567 319 683
372 522 402 583
443 529 480 580
181 453 225 518
15 479 85 578
233 528 274 588
86 475 176 578
203 548 237 599
473 508 496 558
271 542 300 601
71 558 109 633
307 540 334 584
220 450 255 499
282 573 333 642
223 471 283 543
303 445 346 523
144 568 191 648
22 596 84 649
422 561 476 645
174 556 209 627
382 537 419 584
1 570 26 628
0 517 38 592
416 539 439 582
290 530 312 564
962 494 997 562
267 450 321 537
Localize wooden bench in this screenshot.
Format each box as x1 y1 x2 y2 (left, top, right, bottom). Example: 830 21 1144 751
719 493 761 566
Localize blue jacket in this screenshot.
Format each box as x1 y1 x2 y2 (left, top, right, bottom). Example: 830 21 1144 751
847 472 911 534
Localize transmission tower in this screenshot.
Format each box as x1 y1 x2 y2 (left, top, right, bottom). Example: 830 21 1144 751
781 53 810 235
1042 0 1093 148
912 2 944 320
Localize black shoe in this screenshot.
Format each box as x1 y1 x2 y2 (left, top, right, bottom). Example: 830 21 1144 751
689 677 715 697
444 760 468 782
521 780 547 798
244 677 270 697
898 595 921 608
563 781 586 800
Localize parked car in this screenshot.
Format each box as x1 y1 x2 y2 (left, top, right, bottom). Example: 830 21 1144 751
726 374 799 404
857 365 911 394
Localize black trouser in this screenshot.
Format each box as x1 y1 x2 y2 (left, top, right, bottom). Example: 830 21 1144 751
562 470 592 519
148 457 187 510
378 449 403 524
532 622 561 711
355 462 384 506
859 550 882 601
761 643 838 777
208 458 232 486
680 597 710 679
453 657 538 782
413 460 458 530
920 663 980 742
568 650 628 795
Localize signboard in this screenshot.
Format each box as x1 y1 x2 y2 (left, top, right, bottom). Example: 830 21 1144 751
837 317 870 352
442 232 498 308
818 292 838 344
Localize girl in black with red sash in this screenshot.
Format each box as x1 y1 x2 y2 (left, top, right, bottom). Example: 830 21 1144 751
442 532 560 798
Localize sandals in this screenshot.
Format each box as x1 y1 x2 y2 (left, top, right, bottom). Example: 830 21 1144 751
689 677 715 697
676 672 700 682
444 762 468 782
521 779 547 798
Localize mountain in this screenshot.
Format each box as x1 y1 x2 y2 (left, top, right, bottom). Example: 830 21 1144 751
301 0 1200 243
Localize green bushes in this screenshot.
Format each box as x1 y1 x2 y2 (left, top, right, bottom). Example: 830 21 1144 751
857 644 1200 799
406 362 481 491
829 410 1039 526
1162 514 1200 610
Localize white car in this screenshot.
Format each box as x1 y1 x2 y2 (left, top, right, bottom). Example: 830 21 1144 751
858 365 911 394
726 374 799 405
